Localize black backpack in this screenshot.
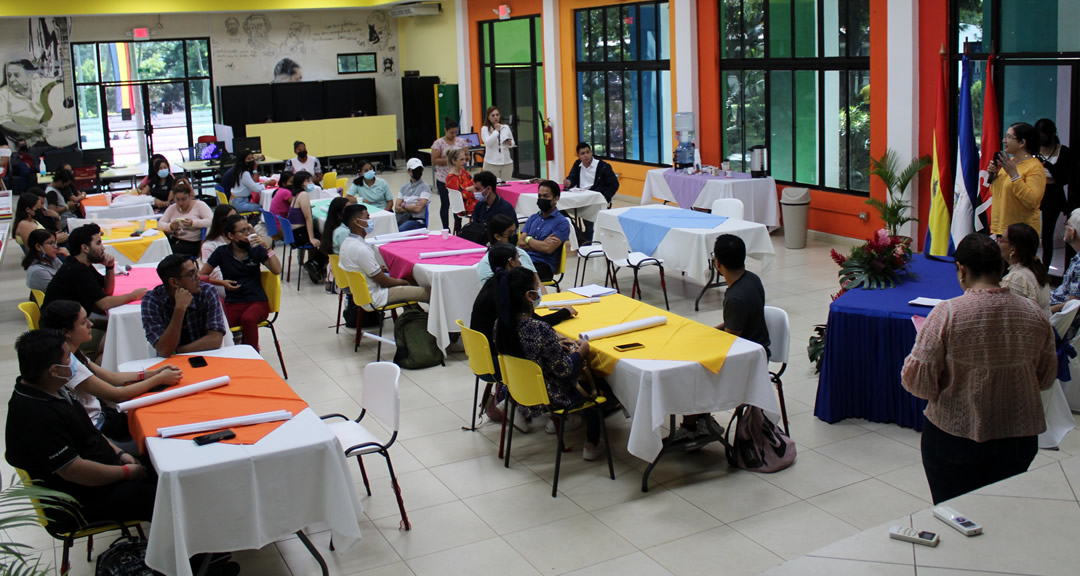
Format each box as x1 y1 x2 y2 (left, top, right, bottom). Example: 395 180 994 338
392 305 444 369
95 535 159 575
457 221 488 245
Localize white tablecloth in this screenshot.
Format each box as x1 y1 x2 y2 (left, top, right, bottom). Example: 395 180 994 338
120 346 364 576
261 187 344 211
411 262 483 352
642 169 781 227
595 204 775 284
507 187 608 223
314 206 398 237
83 203 155 221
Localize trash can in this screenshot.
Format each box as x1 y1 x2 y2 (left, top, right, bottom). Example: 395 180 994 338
780 187 811 249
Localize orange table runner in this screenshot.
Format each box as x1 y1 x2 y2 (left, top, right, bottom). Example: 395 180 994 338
128 356 308 452
82 194 109 207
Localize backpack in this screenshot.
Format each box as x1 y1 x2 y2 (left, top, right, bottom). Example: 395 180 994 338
457 221 488 245
392 305 444 369
95 535 159 575
724 405 796 473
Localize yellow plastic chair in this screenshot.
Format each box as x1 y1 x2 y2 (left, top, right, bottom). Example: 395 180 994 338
217 190 259 218
19 301 40 330
498 354 615 497
455 319 501 432
336 177 348 192
229 270 287 378
342 269 416 362
541 242 569 292
322 172 338 190
14 467 145 575
30 289 45 306
329 254 350 334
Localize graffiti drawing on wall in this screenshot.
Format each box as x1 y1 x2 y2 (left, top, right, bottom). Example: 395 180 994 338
0 17 76 152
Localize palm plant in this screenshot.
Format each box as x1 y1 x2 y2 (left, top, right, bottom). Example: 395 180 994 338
0 475 76 576
865 149 931 236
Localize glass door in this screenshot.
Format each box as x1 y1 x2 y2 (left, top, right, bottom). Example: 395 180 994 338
147 81 193 165
480 16 545 179
102 83 147 167
492 67 541 178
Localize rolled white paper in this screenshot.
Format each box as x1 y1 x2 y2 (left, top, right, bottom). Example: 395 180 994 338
366 234 430 246
419 247 488 259
102 236 147 245
535 297 601 309
579 316 668 342
158 409 293 438
360 331 396 346
117 376 230 412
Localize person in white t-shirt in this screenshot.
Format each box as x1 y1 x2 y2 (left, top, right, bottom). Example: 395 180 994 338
480 106 515 181
339 203 430 308
286 140 322 182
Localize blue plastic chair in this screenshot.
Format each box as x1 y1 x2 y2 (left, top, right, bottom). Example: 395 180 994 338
277 215 315 291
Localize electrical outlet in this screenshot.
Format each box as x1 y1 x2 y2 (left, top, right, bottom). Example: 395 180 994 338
858 212 868 221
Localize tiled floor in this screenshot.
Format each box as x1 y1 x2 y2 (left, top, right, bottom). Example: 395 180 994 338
2 169 1078 576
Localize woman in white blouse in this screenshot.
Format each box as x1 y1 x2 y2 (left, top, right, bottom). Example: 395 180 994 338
999 222 1051 316
480 106 515 181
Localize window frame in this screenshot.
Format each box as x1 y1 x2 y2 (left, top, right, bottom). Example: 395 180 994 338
336 52 378 74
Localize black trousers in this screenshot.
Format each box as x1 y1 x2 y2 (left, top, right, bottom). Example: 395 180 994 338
436 180 451 230
170 238 202 259
1041 186 1079 273
921 419 1037 504
50 477 157 533
534 261 554 281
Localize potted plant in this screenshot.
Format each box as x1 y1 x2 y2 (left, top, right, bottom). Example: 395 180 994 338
0 475 76 575
865 149 931 240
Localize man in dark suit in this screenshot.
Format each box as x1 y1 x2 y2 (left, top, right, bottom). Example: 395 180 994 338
563 142 619 242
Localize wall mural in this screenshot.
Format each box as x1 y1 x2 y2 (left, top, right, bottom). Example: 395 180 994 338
0 17 77 154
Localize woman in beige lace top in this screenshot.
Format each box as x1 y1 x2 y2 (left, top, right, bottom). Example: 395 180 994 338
998 223 1051 316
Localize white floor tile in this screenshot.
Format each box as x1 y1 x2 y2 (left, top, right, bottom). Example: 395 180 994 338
729 501 860 561
406 537 540 576
373 501 495 560
592 491 721 549
503 514 636 575
643 525 783 576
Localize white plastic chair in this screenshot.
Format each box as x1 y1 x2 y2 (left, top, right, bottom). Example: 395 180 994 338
320 362 411 530
1043 300 1080 447
710 198 745 220
601 229 670 310
573 241 606 287
447 185 466 215
763 306 791 434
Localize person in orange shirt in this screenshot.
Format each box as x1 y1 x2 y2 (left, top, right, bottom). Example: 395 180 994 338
987 122 1047 236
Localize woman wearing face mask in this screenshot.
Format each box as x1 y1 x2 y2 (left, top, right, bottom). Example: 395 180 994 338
12 190 67 248
286 170 328 283
137 154 176 212
229 150 268 214
23 229 63 292
346 160 393 211
395 158 432 232
446 148 478 220
201 204 238 298
1035 118 1077 270
39 299 183 451
477 213 535 284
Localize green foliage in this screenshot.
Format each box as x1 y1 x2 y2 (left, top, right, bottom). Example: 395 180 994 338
807 324 826 374
866 149 931 236
0 475 78 576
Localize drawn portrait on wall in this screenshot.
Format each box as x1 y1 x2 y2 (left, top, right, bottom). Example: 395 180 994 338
281 21 311 55
225 17 240 37
243 14 272 50
368 12 391 46
0 17 76 154
381 56 394 77
273 58 303 83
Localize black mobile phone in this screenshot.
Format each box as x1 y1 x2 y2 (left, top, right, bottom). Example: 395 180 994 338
193 430 235 446
614 342 644 352
188 356 208 368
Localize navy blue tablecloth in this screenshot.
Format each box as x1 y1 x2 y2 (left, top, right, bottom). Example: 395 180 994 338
814 255 964 430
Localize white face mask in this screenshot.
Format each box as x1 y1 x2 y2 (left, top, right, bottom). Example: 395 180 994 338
52 356 76 382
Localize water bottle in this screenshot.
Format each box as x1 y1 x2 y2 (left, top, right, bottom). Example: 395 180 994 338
38 157 46 176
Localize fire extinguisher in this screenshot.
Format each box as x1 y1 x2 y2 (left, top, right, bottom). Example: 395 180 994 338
541 112 555 160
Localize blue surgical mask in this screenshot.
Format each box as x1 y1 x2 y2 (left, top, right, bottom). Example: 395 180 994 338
157 168 170 179
364 170 376 180
306 183 316 192
361 220 374 235
474 191 485 201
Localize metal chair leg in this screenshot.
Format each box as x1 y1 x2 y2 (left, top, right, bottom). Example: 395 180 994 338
600 406 615 480
463 375 481 431
774 375 790 435
504 399 516 468
384 452 411 530
335 291 344 334
659 265 670 310
498 386 508 459
552 413 566 497
269 323 287 379
631 268 641 300
356 455 371 496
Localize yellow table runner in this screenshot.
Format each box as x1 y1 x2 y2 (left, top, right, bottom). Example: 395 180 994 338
540 293 737 375
101 220 160 262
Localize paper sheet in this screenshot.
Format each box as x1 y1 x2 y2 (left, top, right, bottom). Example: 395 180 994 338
570 284 617 298
580 316 668 341
908 297 943 307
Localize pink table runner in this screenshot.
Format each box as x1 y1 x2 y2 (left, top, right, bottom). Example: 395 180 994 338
496 181 539 207
378 234 487 279
112 267 162 304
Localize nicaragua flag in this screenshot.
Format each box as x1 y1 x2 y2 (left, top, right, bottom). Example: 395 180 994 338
952 55 979 243
925 50 954 257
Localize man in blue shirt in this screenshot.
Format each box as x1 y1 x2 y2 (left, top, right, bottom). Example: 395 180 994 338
518 180 570 280
471 171 517 225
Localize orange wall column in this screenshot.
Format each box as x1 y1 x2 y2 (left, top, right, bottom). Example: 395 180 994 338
916 0 949 244
467 0 544 132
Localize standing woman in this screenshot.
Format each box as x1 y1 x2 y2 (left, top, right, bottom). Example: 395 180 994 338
137 154 175 213
481 106 515 181
1036 118 1077 269
902 233 1057 504
998 223 1051 317
430 119 469 230
446 148 478 219
229 149 268 214
987 122 1047 236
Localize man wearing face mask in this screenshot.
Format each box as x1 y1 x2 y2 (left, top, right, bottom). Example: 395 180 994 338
7 139 35 192
395 158 432 232
470 170 517 226
518 180 570 280
287 140 322 182
340 204 430 306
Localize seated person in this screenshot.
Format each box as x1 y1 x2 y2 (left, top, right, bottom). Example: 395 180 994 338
999 223 1051 317
446 148 478 219
319 196 351 256
23 229 62 292
347 160 394 211
199 215 282 352
228 150 268 214
6 139 35 192
137 154 176 213
201 204 238 298
13 189 66 248
677 234 770 442
159 179 213 258
44 169 79 226
395 158 432 232
518 180 570 280
142 254 228 357
5 330 156 533
1051 208 1080 313
477 213 535 284
471 170 517 225
284 170 328 283
268 172 295 220
286 140 322 182
41 300 182 450
563 142 619 241
493 266 602 457
340 204 430 306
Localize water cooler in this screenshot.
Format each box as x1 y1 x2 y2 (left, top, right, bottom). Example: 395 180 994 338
673 112 695 171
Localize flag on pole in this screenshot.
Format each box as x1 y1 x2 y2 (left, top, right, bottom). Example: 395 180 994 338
925 48 954 256
952 55 979 243
975 54 999 232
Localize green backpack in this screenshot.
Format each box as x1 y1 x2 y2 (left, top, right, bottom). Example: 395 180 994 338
392 305 444 369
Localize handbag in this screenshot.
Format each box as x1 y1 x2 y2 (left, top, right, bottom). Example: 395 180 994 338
95 535 159 576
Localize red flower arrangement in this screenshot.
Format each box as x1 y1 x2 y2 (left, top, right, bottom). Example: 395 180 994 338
831 229 915 299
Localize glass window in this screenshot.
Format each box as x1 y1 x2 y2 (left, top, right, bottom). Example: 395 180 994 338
1000 0 1080 53
74 43 98 84
494 18 532 64
185 39 210 77
794 0 817 58
769 0 792 58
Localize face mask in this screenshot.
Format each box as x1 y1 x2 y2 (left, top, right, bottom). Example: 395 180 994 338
52 356 75 382
245 161 255 171
18 144 28 152
364 170 376 180
236 238 251 250
34 208 47 220
411 167 423 180
474 191 485 201
527 290 541 310
305 183 316 192
537 198 553 213
157 168 170 179
507 233 519 246
297 151 308 160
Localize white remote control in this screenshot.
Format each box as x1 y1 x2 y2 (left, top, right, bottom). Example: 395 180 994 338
933 505 982 536
889 526 940 547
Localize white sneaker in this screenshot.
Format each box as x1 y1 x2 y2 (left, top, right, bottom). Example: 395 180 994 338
582 440 605 461
545 414 584 434
513 413 533 434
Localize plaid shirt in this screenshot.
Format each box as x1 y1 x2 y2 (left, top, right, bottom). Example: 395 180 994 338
141 283 227 351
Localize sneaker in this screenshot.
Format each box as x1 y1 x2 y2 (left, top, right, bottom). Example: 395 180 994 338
702 415 724 438
670 425 698 443
545 414 583 434
513 413 533 434
582 440 605 461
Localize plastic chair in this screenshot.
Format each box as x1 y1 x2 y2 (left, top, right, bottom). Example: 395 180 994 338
322 172 338 190
710 198 745 220
1041 300 1080 448
19 301 39 330
229 270 287 378
277 215 314 291
573 241 606 288
342 269 416 362
14 466 145 575
498 354 615 497
30 289 45 306
336 177 348 192
320 362 411 530
602 231 670 310
762 306 791 435
542 242 568 292
197 135 216 144
329 254 353 334
454 319 501 432
260 209 279 246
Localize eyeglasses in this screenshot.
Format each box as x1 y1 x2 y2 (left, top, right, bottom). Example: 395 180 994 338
1002 134 1017 141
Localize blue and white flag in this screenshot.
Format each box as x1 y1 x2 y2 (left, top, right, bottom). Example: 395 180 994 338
952 55 979 243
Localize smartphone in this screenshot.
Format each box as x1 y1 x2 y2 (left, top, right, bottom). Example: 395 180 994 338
193 430 235 446
188 356 208 368
614 342 644 352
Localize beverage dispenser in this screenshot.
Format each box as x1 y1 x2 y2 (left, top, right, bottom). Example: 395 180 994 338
673 112 695 171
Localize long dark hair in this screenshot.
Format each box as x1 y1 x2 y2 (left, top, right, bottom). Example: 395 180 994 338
231 149 254 180
1006 223 1049 287
1010 122 1040 156
292 170 313 195
205 203 238 243
38 299 91 365
493 266 538 358
12 191 41 236
148 154 174 186
21 229 55 270
320 197 350 255
486 214 516 246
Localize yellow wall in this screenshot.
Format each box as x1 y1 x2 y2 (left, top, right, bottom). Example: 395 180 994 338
397 0 460 83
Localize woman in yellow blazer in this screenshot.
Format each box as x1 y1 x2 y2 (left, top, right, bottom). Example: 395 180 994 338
988 122 1047 235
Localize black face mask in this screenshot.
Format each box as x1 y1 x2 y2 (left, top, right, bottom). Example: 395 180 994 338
411 167 424 180
236 239 251 251
18 144 28 152
537 198 553 213
245 161 255 171
507 233 519 246
297 151 308 160
33 208 47 220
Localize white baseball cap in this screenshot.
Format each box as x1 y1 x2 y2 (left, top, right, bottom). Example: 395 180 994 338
406 158 423 170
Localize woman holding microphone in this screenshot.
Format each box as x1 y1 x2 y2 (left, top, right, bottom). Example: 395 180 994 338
481 106 515 181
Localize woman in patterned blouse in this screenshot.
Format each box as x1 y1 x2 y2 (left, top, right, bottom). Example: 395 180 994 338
998 223 1051 316
1050 209 1080 313
494 266 605 460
